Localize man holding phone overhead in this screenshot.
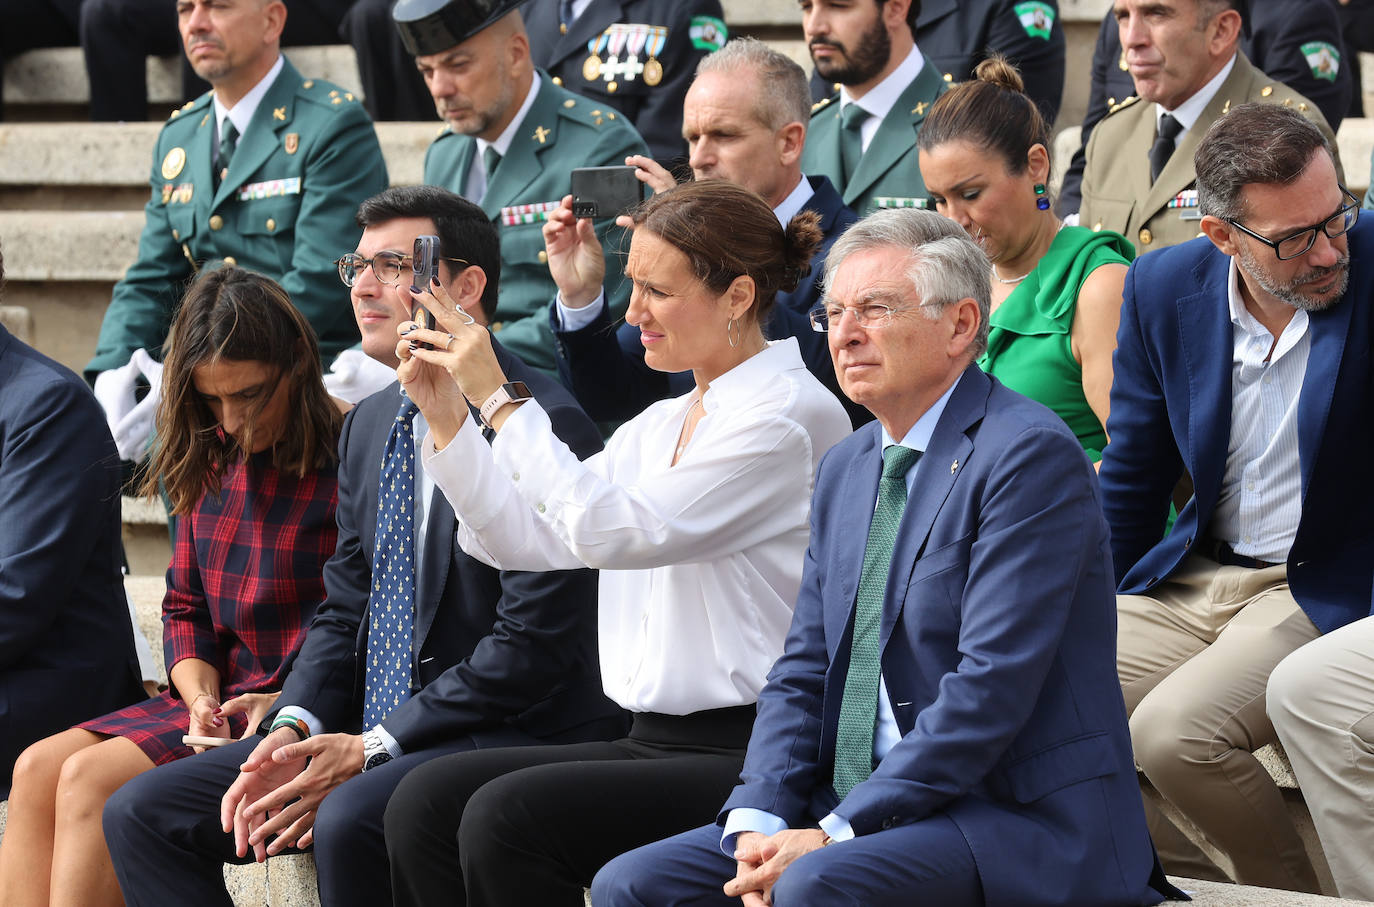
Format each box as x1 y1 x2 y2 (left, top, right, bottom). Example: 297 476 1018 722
396 0 648 375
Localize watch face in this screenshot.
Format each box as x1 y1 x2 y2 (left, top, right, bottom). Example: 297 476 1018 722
364 752 393 772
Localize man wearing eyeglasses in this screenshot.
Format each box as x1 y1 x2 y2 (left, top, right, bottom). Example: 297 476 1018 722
103 185 624 907
1100 102 1374 893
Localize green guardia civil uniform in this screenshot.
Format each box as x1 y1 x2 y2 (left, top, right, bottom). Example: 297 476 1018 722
801 62 946 219
1079 52 1340 256
423 74 648 375
87 56 389 379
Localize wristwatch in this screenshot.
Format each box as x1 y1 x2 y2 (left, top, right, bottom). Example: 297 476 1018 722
361 729 393 772
479 381 533 429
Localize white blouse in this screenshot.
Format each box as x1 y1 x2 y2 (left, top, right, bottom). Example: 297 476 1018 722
424 338 853 715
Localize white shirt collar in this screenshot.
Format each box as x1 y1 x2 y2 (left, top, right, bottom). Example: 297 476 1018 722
880 370 963 454
1226 256 1309 359
772 175 813 228
839 44 924 119
478 72 542 161
700 338 805 413
1157 52 1235 133
213 54 284 145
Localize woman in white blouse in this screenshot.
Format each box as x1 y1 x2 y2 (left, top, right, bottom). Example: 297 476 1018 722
381 180 854 907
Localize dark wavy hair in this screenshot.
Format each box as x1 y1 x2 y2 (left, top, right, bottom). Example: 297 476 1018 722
143 267 342 514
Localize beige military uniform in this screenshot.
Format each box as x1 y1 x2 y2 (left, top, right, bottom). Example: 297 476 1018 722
1080 52 1341 255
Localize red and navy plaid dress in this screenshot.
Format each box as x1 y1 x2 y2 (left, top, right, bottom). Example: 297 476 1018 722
80 452 338 764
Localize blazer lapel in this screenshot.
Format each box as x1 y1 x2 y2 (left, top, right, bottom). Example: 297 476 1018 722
185 102 215 223
554 0 626 64
1297 281 1354 499
844 63 942 206
482 79 561 219
826 428 882 657
879 366 984 647
211 59 296 209
1177 252 1234 511
415 486 454 648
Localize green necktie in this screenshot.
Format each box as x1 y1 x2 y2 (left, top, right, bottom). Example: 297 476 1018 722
840 103 870 184
483 145 501 179
832 443 922 800
216 120 238 187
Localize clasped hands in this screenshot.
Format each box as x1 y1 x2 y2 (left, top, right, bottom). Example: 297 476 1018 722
727 828 830 906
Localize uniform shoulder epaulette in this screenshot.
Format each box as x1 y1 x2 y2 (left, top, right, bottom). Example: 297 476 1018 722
296 78 360 110
1106 95 1141 115
810 95 836 115
557 94 622 129
168 93 208 121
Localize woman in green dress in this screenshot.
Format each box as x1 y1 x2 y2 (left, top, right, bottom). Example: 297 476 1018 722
917 57 1132 463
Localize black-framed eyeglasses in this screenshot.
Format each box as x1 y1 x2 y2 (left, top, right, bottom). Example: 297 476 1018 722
1226 187 1360 261
335 251 469 287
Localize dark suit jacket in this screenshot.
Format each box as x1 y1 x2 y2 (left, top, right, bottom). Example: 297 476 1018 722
0 325 142 789
721 366 1166 906
523 0 725 163
551 174 869 427
1101 226 1374 635
275 340 620 752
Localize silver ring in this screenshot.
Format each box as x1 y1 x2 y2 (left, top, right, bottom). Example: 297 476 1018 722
443 333 455 352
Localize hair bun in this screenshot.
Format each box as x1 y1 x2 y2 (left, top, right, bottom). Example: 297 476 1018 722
780 210 823 293
973 55 1026 95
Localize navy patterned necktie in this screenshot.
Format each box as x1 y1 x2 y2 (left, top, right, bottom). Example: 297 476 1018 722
363 397 420 728
832 444 922 800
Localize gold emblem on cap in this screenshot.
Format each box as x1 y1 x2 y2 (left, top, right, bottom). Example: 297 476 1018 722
273 106 286 120
643 57 663 86
533 125 551 144
285 133 299 154
209 215 224 231
583 54 602 81
162 147 187 180
1139 228 1153 245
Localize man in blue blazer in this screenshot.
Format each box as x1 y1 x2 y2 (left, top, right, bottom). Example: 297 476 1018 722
594 209 1172 906
102 189 622 907
0 253 143 796
1100 103 1374 893
550 37 865 427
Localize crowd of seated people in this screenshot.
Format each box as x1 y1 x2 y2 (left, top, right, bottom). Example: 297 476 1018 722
5 0 1374 905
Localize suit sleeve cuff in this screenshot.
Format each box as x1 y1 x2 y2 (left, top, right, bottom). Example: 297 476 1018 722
276 706 324 738
720 808 788 857
818 812 855 842
554 291 606 331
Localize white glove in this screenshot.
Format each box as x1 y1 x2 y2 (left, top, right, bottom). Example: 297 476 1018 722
94 349 163 461
323 347 397 404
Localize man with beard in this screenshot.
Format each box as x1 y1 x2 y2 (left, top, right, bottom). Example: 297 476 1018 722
1100 103 1374 894
799 0 945 217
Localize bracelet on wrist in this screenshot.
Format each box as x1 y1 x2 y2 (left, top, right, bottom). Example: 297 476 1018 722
268 715 310 741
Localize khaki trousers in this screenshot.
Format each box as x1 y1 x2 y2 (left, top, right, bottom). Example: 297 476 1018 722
1118 554 1322 892
1268 615 1374 900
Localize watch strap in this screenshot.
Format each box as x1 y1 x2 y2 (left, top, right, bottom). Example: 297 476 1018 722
479 381 533 429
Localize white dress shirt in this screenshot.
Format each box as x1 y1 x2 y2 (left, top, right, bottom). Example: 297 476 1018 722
213 55 284 151
466 73 542 204
838 45 925 152
722 373 963 852
425 339 853 715
1210 260 1308 563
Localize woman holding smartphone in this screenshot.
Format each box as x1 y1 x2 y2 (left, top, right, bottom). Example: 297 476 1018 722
0 269 342 907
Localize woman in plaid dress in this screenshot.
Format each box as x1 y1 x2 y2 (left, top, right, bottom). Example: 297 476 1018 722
0 269 344 907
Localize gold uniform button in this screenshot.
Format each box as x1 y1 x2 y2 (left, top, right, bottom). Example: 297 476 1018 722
1139 228 1153 245
563 98 576 108
537 250 548 263
1107 97 1116 107
552 76 563 86
223 256 237 266
607 81 618 92
943 72 953 82
172 228 181 240
1261 85 1274 97
266 218 276 232
302 79 314 89
1298 102 1309 112
1092 222 1103 232
209 215 223 231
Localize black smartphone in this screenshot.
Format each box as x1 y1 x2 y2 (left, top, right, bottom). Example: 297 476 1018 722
410 234 439 348
570 165 645 219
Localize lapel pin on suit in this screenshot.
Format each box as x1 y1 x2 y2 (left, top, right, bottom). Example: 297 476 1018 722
950 459 959 475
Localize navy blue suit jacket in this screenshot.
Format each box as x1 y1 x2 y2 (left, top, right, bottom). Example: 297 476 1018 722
551 175 869 427
721 366 1167 906
1101 227 1374 634
275 340 621 751
0 325 142 790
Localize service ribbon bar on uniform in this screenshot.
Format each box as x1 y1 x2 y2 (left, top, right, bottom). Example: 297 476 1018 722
237 177 302 201
1167 190 1200 209
872 196 931 209
500 201 561 225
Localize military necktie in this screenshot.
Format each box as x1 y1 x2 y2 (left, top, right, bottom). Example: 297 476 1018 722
831 444 922 800
484 145 502 179
215 120 239 188
840 103 871 185
363 397 420 728
1148 113 1183 184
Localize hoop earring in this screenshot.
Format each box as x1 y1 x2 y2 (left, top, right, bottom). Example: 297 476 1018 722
726 317 741 348
1034 183 1050 211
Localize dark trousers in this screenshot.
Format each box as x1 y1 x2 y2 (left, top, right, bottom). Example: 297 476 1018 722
102 726 565 907
594 814 984 907
337 0 434 121
384 707 756 907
